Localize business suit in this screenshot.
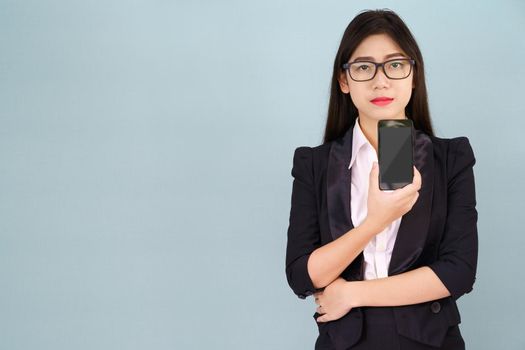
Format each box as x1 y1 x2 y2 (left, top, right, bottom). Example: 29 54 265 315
285 122 478 349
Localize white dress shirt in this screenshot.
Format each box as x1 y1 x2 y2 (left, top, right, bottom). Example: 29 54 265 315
348 117 402 280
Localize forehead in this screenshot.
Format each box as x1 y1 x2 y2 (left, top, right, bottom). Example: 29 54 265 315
350 34 406 61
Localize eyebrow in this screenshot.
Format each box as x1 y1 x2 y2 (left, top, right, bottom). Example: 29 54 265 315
352 53 407 61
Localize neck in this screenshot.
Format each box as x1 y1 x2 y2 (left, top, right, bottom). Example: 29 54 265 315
357 117 379 154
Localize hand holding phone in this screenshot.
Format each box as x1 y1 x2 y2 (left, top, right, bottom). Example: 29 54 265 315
364 161 422 233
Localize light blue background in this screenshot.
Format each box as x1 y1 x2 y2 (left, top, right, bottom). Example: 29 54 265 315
1 1 524 349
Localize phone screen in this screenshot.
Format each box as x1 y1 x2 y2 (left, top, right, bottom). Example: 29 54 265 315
378 120 413 190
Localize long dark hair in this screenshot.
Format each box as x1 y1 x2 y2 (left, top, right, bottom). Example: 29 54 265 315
323 9 435 143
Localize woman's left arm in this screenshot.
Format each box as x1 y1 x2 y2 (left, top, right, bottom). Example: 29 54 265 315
346 266 449 307
348 137 478 307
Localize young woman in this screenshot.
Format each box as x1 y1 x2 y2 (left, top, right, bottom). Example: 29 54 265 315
285 9 477 350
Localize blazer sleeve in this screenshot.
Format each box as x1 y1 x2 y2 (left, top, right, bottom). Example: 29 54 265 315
428 137 478 300
285 146 324 299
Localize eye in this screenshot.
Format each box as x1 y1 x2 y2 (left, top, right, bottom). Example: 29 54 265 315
352 63 372 72
389 61 404 69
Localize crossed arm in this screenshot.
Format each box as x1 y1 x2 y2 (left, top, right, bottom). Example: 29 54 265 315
340 266 450 307
311 265 451 323
305 219 451 307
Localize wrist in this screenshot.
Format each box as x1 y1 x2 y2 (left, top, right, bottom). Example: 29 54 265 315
361 218 384 236
345 281 363 308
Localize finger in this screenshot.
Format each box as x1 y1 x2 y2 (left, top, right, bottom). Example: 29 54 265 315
394 167 421 195
317 315 330 323
412 166 422 190
409 192 419 207
391 182 417 199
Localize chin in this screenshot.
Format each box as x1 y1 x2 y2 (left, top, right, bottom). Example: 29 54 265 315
371 111 402 120
379 108 406 120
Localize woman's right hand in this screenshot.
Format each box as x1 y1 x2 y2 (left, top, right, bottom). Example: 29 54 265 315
364 162 422 234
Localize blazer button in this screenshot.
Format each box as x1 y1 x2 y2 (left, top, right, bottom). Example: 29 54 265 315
431 301 441 313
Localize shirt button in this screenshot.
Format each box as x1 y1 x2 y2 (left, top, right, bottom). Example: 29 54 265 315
377 241 386 252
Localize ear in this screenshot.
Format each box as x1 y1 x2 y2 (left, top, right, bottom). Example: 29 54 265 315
338 71 350 94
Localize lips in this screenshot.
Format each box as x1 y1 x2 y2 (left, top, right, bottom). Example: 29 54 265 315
370 97 394 102
370 97 394 107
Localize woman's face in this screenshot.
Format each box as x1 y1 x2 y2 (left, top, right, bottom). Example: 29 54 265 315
338 33 415 122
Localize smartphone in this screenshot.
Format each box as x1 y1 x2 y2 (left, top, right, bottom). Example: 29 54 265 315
377 119 414 190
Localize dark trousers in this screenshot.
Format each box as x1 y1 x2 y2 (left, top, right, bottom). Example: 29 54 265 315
315 306 465 350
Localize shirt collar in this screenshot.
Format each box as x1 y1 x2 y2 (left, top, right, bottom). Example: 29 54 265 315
348 117 374 169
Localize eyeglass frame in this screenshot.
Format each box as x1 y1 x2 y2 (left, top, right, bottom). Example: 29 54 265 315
341 58 416 82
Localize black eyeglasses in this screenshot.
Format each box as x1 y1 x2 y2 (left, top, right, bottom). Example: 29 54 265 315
342 58 416 82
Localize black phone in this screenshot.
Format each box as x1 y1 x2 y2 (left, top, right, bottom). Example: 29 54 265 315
377 119 414 190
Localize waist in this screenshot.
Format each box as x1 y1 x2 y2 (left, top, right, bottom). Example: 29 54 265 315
360 306 395 325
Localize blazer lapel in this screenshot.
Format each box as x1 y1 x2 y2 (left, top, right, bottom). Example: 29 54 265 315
389 129 434 275
326 123 355 242
326 123 434 277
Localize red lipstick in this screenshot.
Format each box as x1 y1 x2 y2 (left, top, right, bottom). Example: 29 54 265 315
370 96 394 106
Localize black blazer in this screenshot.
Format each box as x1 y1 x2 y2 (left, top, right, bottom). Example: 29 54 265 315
285 124 478 349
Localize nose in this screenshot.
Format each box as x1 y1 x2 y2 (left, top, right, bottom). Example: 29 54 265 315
372 66 390 88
